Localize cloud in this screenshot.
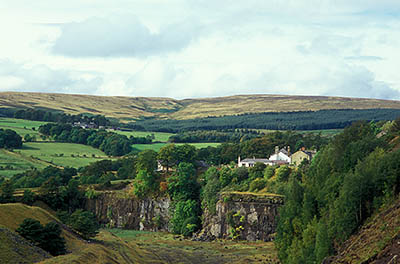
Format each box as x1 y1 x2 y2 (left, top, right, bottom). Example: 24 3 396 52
0 59 103 94
52 15 203 58
322 64 400 99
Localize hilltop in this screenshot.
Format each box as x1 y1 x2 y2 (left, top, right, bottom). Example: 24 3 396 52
1 92 400 121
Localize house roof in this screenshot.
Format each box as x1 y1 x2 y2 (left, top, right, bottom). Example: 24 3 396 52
241 158 270 163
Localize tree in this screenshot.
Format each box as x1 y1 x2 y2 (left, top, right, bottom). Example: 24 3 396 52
67 209 99 239
136 150 158 173
40 221 66 256
167 162 199 201
170 199 200 236
0 179 15 203
133 170 158 198
158 144 178 171
16 218 66 256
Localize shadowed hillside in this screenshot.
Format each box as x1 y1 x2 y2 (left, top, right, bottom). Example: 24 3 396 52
324 196 400 264
1 92 400 121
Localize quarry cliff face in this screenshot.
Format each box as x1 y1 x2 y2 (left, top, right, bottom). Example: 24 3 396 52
85 191 283 241
85 192 171 232
196 192 284 242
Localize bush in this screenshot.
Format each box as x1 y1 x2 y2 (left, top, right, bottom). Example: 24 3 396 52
16 218 66 256
249 178 267 192
67 209 99 239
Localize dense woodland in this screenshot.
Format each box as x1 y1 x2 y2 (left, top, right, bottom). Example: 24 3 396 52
129 108 400 132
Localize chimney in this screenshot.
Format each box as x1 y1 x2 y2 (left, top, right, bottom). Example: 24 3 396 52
238 156 241 165
275 146 279 155
288 146 291 156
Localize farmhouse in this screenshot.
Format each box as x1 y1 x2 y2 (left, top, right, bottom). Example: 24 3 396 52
290 148 316 166
238 146 291 167
238 146 316 167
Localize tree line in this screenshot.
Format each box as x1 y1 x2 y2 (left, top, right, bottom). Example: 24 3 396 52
127 109 400 132
168 129 263 143
38 123 135 156
275 120 400 263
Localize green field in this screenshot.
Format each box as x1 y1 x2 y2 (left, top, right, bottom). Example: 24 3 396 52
105 229 279 264
0 142 110 177
0 149 44 177
133 142 221 152
112 130 174 142
0 118 48 140
18 142 109 167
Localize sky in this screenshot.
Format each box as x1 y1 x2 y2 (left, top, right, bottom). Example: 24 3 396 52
1 0 400 100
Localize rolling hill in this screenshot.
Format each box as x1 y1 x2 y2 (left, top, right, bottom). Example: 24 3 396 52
1 92 400 121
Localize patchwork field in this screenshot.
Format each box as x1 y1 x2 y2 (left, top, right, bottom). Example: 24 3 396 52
0 142 110 177
0 118 48 139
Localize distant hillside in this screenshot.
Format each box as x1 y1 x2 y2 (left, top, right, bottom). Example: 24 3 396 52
1 92 400 121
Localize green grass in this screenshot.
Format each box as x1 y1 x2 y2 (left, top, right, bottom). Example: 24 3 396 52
0 142 111 177
0 149 46 177
17 142 110 168
112 130 174 142
106 229 279 264
0 118 48 139
133 142 221 152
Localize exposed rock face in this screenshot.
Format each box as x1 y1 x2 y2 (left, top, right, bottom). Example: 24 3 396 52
85 192 171 231
196 192 284 242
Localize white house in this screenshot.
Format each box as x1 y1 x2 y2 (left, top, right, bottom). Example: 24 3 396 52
238 146 292 167
269 146 291 163
238 157 276 167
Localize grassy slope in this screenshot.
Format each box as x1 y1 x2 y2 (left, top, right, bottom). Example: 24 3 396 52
0 203 278 264
0 203 87 253
326 196 400 263
2 92 400 121
0 142 110 177
0 117 47 139
0 226 51 263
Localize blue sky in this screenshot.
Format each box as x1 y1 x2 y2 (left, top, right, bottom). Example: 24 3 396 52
0 0 400 100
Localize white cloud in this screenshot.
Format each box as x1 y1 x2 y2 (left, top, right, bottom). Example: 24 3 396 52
52 14 203 58
0 60 103 94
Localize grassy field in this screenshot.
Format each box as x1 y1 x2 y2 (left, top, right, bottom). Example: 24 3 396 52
0 117 48 139
0 149 45 177
112 130 174 142
0 142 110 177
17 142 109 168
133 142 221 152
104 229 279 264
2 91 400 121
